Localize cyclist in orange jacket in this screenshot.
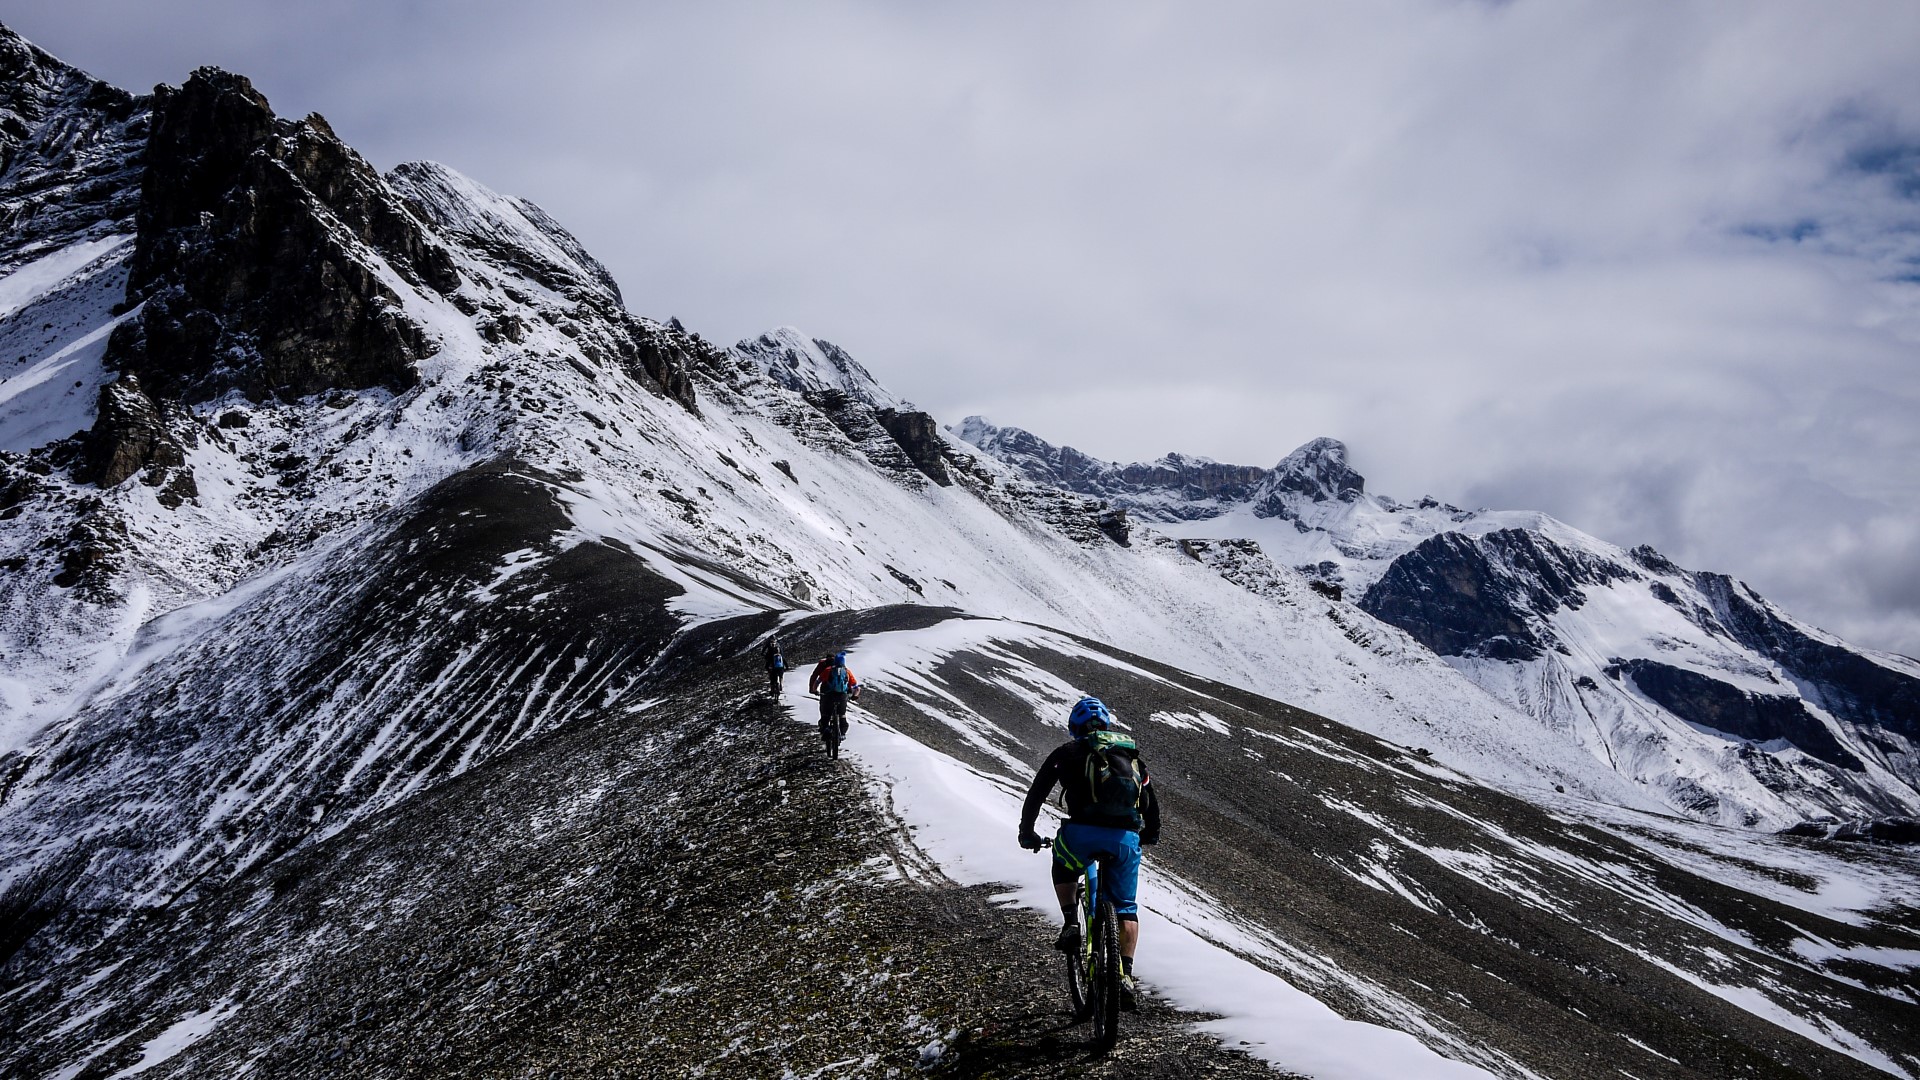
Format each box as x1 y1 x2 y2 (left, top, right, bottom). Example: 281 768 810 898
808 651 860 743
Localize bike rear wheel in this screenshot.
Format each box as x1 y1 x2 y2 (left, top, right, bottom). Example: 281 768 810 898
1089 897 1122 1051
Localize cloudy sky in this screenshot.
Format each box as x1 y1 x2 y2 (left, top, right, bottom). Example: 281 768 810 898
13 1 1920 655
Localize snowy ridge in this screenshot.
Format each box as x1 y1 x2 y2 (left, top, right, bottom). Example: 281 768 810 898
387 160 626 303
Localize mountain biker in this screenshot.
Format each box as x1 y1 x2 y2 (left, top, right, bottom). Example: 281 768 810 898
808 651 860 745
762 637 787 696
1018 696 1159 1010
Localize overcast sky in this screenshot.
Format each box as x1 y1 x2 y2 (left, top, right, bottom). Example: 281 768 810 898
11 1 1920 655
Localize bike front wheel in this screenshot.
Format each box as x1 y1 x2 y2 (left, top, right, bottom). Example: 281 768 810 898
1064 881 1091 1021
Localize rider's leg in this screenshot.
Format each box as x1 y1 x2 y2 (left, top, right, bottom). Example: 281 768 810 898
1106 829 1143 963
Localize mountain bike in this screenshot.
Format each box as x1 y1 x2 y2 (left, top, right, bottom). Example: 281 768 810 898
1038 836 1123 1051
815 692 850 759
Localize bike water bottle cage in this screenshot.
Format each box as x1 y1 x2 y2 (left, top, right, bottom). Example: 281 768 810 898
1068 696 1112 737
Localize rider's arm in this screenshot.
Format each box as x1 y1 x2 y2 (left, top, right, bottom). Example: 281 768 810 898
1018 746 1067 833
1139 758 1161 844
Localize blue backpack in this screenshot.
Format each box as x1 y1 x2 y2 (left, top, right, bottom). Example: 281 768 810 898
826 664 851 693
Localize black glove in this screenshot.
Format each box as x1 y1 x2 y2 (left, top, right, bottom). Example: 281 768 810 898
1018 828 1045 851
1140 830 1160 847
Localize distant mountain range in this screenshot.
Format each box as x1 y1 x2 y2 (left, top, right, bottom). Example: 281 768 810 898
955 418 1920 828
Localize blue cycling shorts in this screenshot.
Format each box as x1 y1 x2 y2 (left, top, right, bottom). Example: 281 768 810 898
1051 823 1141 918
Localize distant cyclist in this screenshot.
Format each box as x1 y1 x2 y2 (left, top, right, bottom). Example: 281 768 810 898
808 651 860 745
761 637 787 697
1018 696 1160 1010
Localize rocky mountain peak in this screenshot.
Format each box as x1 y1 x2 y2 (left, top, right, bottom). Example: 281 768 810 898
1247 436 1366 521
953 414 1002 448
1270 437 1365 500
733 327 900 409
108 65 459 404
1 24 91 156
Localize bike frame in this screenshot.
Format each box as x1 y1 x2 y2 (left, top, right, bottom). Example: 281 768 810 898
1046 837 1121 1050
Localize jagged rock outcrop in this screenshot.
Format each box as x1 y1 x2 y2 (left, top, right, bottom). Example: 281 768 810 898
1116 453 1267 503
387 160 623 303
388 160 700 411
77 374 194 503
874 407 952 486
737 328 899 408
613 316 704 411
1693 572 1920 740
106 68 457 403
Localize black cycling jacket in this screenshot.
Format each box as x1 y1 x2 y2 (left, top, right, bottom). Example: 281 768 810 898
1019 739 1161 839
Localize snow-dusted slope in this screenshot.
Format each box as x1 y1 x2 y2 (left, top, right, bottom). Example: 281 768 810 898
956 419 1920 828
0 42 1644 961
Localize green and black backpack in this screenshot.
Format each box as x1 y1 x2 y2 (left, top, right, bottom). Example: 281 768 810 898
1077 730 1145 826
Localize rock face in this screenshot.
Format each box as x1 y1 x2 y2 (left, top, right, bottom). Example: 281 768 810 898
107 69 457 403
387 159 623 302
387 161 701 411
1359 529 1632 661
1615 658 1865 771
0 26 147 274
1694 572 1920 741
78 374 192 499
736 327 899 408
874 407 952 486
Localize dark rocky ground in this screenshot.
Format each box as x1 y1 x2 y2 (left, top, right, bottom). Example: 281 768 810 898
12 595 1913 1078
3 608 1286 1078
794 609 1920 1080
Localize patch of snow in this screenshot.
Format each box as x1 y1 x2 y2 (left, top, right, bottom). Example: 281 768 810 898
0 235 129 320
103 999 237 1078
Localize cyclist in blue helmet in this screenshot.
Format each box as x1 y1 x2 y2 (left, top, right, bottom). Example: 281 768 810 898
1018 695 1160 1010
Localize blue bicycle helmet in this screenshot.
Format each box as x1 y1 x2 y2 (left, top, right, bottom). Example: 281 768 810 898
1068 696 1112 737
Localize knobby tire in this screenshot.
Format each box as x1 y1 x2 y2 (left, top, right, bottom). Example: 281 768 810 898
1065 880 1091 1021
1090 896 1121 1052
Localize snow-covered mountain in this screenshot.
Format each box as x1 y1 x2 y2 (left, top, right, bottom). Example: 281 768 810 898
2 26 1917 1079
955 418 1920 828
